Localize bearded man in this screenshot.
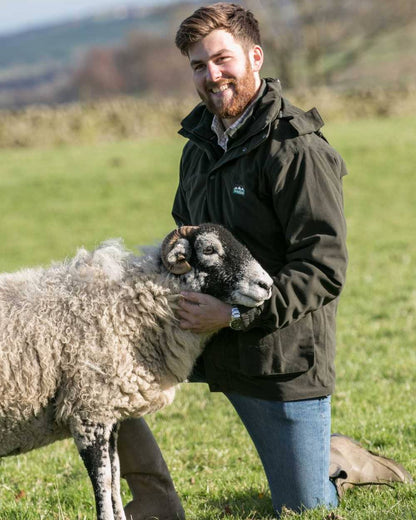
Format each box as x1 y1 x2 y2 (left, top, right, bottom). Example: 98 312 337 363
117 4 412 519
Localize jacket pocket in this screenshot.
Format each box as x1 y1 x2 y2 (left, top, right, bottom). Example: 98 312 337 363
237 313 315 376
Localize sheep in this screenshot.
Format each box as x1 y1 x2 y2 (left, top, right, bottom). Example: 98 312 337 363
0 223 273 520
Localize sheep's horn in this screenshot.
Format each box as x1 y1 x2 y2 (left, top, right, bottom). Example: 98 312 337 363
161 226 198 275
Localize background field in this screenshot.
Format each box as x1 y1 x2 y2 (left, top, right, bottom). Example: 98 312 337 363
0 115 415 519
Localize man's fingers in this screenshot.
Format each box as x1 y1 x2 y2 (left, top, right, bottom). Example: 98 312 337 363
176 307 202 324
177 308 195 320
181 291 198 299
177 299 200 313
181 291 212 304
178 319 192 330
175 292 231 333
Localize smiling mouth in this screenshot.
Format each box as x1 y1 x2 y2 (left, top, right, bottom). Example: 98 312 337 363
210 83 230 94
207 78 237 95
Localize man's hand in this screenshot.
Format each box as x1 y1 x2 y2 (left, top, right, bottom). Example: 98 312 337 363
177 292 232 333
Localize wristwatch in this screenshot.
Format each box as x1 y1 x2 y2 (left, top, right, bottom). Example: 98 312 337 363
229 306 243 330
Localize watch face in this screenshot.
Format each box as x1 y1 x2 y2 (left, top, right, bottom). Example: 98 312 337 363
230 320 242 330
230 307 243 330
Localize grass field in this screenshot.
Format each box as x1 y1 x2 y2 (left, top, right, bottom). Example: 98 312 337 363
0 116 415 519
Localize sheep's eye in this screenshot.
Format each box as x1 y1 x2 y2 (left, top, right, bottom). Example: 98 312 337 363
203 246 216 255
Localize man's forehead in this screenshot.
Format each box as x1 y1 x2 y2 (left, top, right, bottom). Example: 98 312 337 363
188 29 245 61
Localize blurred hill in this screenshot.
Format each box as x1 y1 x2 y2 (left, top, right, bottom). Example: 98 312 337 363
0 0 415 109
0 1 197 107
0 5 178 69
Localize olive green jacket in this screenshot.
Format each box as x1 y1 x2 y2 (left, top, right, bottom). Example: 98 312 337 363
172 78 348 401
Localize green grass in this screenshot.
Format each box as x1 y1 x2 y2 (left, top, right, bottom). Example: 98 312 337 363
0 116 415 519
0 137 183 271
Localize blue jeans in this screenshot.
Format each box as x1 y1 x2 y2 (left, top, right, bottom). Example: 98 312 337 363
224 392 339 516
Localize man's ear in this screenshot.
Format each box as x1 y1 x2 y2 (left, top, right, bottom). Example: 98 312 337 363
249 45 264 72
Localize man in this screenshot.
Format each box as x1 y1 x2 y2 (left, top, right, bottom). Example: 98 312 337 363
117 3 411 519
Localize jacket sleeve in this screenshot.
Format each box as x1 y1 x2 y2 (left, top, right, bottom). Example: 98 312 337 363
172 154 192 227
240 144 348 331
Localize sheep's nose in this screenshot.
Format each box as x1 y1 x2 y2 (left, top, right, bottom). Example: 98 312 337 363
257 280 270 291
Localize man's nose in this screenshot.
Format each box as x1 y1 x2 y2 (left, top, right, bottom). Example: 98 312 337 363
206 62 222 82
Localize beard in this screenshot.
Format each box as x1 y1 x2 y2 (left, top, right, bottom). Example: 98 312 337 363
197 60 258 120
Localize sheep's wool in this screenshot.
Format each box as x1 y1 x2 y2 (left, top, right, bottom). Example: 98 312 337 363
0 240 203 455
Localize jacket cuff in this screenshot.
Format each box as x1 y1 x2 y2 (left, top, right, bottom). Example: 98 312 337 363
239 299 278 332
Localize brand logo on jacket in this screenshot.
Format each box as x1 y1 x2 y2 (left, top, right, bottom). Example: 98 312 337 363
233 185 245 196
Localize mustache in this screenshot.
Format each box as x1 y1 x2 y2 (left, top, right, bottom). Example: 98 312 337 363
204 78 237 90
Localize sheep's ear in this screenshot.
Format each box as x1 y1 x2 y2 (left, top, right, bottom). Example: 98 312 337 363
161 226 198 274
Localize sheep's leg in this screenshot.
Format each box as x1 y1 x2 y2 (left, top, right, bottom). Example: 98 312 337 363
71 420 119 520
109 422 126 520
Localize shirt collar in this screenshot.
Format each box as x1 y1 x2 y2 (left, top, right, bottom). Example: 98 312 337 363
211 80 265 151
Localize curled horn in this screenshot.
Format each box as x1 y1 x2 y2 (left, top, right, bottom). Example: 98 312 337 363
161 226 198 274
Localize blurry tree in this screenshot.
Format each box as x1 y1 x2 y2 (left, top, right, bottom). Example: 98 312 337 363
74 48 125 99
321 0 416 84
245 0 416 88
73 33 193 100
115 33 192 95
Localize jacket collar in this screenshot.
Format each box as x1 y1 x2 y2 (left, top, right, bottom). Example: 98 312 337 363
179 77 325 143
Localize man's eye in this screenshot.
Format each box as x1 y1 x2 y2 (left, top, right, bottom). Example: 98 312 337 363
203 246 215 255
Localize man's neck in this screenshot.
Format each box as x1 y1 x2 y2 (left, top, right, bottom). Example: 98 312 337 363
221 114 240 130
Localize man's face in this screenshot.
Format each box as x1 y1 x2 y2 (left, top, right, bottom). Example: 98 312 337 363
188 29 262 126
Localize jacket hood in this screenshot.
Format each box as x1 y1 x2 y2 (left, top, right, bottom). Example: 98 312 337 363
280 98 325 136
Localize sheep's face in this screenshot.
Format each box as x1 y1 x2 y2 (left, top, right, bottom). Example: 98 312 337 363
161 224 273 307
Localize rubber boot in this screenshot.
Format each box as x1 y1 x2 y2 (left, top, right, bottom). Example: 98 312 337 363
118 417 186 520
330 433 413 498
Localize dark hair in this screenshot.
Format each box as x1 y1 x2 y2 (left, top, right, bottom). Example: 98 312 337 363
175 2 261 56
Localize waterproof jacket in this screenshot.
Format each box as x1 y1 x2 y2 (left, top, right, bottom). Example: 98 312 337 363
172 78 348 401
